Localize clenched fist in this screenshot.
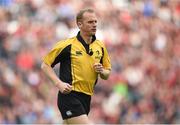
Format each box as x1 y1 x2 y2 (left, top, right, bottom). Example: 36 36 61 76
93 63 103 74
55 82 72 94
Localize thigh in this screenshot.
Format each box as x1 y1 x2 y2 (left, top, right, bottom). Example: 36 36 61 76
65 114 92 124
62 120 67 125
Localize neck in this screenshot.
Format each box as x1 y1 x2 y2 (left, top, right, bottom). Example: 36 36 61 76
80 32 92 44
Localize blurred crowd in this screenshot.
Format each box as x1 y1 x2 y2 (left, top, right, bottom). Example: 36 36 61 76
0 0 179 124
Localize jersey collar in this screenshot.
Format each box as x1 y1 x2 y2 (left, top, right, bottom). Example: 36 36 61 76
76 31 96 54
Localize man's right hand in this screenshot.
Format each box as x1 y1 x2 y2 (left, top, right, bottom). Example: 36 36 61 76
55 82 72 94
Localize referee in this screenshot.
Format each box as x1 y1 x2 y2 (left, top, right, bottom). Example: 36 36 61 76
41 8 111 124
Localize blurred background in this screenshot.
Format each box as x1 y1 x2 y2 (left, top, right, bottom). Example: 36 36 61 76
0 0 179 124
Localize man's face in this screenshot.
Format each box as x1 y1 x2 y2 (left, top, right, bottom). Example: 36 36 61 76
78 12 97 36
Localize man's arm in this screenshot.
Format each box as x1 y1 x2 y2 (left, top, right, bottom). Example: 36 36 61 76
41 62 72 93
93 63 111 80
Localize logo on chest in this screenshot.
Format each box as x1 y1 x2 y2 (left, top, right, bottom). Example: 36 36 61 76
95 50 102 59
75 51 82 56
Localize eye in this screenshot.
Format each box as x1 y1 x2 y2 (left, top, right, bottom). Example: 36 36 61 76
88 21 93 23
88 20 97 24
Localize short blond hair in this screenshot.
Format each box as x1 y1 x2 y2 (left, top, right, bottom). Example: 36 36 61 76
76 8 95 24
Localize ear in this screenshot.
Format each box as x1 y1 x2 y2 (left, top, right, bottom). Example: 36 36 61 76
77 22 82 28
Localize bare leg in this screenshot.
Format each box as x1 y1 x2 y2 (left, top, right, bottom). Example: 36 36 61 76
63 120 67 125
65 114 93 124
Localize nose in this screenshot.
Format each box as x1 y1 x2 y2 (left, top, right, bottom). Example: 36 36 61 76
93 21 97 27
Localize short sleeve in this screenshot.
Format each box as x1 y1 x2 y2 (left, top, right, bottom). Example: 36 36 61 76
42 41 67 67
102 45 111 70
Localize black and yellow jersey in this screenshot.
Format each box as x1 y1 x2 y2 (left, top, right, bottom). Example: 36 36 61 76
43 32 111 95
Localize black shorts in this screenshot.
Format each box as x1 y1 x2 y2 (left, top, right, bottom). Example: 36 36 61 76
57 91 91 120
